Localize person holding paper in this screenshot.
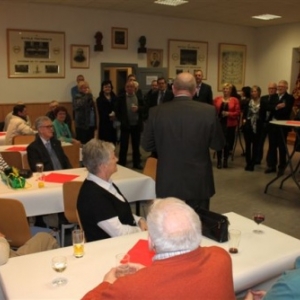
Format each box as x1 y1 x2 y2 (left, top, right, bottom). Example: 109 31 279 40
82 198 235 300
77 138 147 242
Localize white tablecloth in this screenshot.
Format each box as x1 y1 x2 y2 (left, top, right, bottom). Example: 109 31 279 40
0 166 156 216
0 212 300 299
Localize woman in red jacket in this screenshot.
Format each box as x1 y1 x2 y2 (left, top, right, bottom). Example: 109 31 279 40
214 83 241 168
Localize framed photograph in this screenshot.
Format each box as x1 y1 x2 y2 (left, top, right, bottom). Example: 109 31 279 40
218 43 246 91
7 29 65 78
168 39 208 79
147 49 163 68
111 27 128 49
70 44 90 69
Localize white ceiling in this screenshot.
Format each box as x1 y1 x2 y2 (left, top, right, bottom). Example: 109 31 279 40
2 0 300 28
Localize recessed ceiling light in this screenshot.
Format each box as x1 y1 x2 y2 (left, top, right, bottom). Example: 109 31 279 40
252 14 282 21
154 0 188 7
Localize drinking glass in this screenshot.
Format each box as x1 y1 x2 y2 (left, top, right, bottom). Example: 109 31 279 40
51 256 68 286
115 253 130 278
253 212 265 233
35 163 44 188
72 229 85 258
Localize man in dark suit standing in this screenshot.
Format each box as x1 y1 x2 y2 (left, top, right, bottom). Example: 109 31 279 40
265 80 294 175
115 81 144 170
142 72 224 210
27 116 72 172
143 77 174 120
257 82 277 164
192 70 213 105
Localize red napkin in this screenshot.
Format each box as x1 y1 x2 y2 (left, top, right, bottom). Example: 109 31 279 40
43 173 79 183
5 146 27 151
0 132 6 136
286 121 300 125
126 239 155 266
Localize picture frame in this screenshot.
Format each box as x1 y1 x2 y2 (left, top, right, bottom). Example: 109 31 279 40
111 27 128 49
168 39 208 79
147 49 163 68
7 28 65 78
70 44 90 69
218 43 246 91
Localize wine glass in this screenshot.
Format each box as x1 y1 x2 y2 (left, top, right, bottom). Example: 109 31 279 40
253 212 265 234
51 256 68 286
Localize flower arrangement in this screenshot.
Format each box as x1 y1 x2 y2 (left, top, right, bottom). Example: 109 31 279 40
1 166 26 189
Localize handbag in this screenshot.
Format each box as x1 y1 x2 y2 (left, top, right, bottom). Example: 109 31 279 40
195 208 229 243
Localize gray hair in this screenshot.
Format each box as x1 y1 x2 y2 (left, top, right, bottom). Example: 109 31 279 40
147 198 202 253
35 116 52 130
82 139 115 175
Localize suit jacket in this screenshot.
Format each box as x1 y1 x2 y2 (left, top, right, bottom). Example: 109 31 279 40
27 135 72 171
259 94 271 123
115 93 144 131
143 89 174 120
267 92 294 120
142 97 225 200
193 82 213 105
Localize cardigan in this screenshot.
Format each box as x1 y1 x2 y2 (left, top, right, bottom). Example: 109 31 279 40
53 119 73 143
81 246 235 300
214 96 241 127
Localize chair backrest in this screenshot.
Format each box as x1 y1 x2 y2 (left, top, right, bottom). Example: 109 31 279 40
0 151 23 169
76 210 84 231
63 143 80 168
12 135 35 145
22 153 30 169
62 181 83 224
0 198 32 247
143 157 157 181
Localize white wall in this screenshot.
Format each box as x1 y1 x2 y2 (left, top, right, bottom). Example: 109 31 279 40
1 2 298 103
256 23 300 93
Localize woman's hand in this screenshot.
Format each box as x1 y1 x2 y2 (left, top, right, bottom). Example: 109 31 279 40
138 218 148 231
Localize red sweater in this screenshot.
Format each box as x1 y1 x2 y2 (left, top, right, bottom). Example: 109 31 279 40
214 96 241 127
82 246 235 300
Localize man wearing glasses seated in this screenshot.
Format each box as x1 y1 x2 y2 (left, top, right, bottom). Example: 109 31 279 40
27 116 72 172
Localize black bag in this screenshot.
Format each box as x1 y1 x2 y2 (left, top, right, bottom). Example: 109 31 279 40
195 208 229 243
19 169 33 179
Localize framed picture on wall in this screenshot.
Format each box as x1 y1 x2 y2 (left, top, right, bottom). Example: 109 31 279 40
7 28 65 78
111 27 128 49
168 39 208 79
147 49 163 68
70 44 90 69
218 43 246 91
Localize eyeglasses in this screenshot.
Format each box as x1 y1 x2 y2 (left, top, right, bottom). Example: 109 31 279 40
40 125 53 129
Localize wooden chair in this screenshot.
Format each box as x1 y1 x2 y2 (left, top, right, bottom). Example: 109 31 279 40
134 157 158 215
22 153 30 169
12 135 35 145
0 198 60 248
0 151 23 169
61 181 83 247
63 143 80 168
143 157 157 181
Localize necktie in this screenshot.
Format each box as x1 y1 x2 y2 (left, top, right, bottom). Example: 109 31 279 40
157 91 164 105
197 85 201 96
45 141 62 170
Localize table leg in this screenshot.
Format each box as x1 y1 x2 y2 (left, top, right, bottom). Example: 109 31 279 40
264 127 294 193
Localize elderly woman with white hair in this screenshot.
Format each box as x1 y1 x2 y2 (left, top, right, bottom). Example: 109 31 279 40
77 139 147 242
